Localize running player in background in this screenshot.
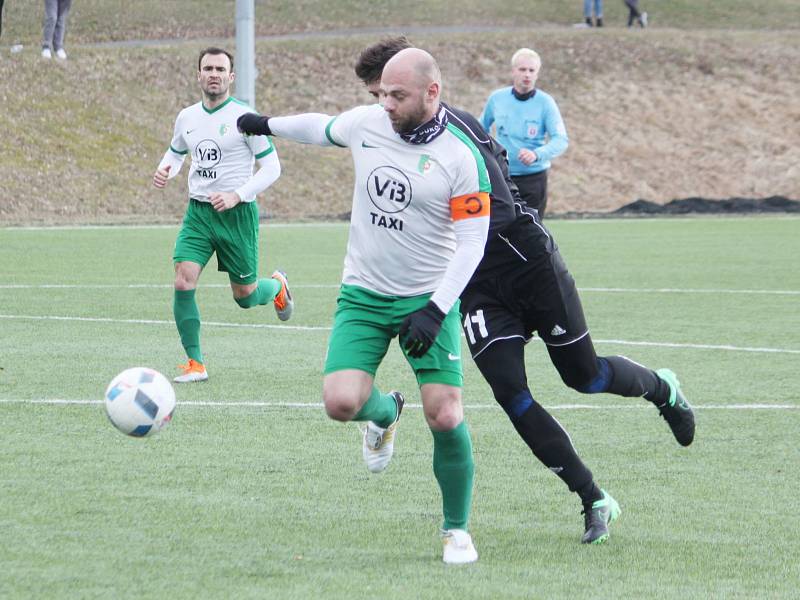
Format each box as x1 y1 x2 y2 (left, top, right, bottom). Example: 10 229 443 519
238 48 489 564
352 36 695 546
153 47 292 383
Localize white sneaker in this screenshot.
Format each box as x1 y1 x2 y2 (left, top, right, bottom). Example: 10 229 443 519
442 529 478 564
41 48 52 59
55 48 67 60
271 270 294 321
641 12 648 27
362 391 404 473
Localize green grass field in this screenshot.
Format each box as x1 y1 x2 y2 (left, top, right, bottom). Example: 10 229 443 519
1 217 799 598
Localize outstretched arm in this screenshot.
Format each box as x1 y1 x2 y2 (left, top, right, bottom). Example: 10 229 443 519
238 112 337 147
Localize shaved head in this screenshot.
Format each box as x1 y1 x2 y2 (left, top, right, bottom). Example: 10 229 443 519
382 47 441 90
380 48 442 134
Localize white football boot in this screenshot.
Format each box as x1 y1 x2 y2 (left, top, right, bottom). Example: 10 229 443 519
441 529 478 564
362 391 404 473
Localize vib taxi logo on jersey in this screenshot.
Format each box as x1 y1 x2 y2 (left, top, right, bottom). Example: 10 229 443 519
367 165 411 232
194 139 222 179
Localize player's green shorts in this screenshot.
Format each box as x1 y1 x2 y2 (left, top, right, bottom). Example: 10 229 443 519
173 198 260 285
324 284 464 387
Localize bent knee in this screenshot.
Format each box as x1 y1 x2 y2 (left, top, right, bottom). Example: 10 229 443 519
564 358 610 394
322 391 361 422
423 397 464 431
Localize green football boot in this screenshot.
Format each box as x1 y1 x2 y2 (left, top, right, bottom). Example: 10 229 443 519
581 489 621 545
655 368 696 446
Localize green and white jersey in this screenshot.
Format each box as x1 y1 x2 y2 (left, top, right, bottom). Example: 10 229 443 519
326 104 491 297
166 97 275 203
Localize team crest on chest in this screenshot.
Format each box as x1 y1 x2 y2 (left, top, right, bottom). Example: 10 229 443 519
417 154 434 174
219 123 230 136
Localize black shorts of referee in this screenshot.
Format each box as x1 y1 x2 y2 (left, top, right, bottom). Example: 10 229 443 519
511 169 548 218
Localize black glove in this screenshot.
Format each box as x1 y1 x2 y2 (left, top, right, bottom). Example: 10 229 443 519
399 301 446 358
237 113 272 136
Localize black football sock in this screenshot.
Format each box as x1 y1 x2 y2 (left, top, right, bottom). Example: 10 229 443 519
602 356 671 405
509 394 602 503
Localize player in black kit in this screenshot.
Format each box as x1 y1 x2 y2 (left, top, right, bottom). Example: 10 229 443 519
354 37 696 545
353 36 695 544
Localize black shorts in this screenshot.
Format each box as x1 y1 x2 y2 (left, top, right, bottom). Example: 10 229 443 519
460 226 588 358
512 170 548 217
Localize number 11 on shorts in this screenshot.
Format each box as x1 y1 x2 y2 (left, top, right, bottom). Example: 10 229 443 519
463 310 488 345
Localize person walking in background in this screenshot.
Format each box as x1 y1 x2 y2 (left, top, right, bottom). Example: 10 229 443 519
624 0 648 27
41 0 72 59
583 0 603 27
481 48 568 219
153 47 291 383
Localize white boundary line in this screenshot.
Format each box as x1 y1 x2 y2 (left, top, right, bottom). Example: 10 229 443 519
1 313 798 354
0 399 796 410
0 283 340 289
1 222 349 232
4 216 798 232
2 283 799 295
0 314 330 332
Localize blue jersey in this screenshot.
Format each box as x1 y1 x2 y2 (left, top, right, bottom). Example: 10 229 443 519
480 87 568 177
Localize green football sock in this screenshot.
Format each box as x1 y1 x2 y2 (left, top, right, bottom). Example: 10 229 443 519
173 289 202 363
235 277 281 308
432 421 474 531
353 386 398 427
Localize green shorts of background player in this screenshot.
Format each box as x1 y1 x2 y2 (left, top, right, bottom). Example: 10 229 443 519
323 284 476 563
170 199 293 383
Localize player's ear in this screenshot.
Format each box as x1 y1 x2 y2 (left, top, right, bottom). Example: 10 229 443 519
426 81 439 102
229 71 235 84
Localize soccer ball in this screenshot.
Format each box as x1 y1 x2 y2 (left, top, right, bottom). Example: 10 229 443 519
104 367 176 437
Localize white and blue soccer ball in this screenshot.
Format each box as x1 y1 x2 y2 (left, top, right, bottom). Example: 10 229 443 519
104 367 176 437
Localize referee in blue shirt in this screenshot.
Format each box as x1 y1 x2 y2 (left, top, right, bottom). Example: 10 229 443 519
481 48 568 218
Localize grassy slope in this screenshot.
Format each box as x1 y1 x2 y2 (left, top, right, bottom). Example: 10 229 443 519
1 2 799 224
3 0 799 44
0 218 799 598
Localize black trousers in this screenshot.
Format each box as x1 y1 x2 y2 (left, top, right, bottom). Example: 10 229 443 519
625 0 642 25
511 170 549 218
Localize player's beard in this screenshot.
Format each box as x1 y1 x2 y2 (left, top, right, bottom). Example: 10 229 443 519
202 82 229 103
389 97 428 134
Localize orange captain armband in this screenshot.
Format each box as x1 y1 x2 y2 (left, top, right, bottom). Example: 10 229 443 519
450 192 490 221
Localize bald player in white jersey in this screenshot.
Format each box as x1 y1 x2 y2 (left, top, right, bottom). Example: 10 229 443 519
239 48 489 564
153 47 293 384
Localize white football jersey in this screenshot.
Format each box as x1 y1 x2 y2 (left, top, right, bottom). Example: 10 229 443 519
327 104 490 296
167 97 274 202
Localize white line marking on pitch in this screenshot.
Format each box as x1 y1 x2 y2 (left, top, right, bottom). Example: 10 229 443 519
0 399 796 410
0 314 330 331
2 283 799 295
0 283 340 289
1 313 798 354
